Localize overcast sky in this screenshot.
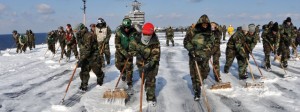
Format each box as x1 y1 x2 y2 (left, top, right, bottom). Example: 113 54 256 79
1 0 300 34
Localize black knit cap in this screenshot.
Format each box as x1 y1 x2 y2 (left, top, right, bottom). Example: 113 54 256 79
286 17 291 22
271 22 279 32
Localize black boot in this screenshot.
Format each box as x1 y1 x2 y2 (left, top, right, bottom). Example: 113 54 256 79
194 88 201 101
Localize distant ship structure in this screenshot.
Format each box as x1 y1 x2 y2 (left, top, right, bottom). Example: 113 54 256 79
125 0 145 32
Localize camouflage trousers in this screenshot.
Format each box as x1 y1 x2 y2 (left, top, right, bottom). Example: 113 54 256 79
115 52 134 86
224 48 236 73
48 44 55 54
222 31 226 40
59 42 66 58
236 55 247 78
189 57 210 92
20 43 27 53
79 56 104 88
100 43 111 65
28 41 34 50
278 43 289 66
263 43 273 68
211 49 221 82
166 37 174 46
291 39 297 55
137 63 159 101
66 43 79 59
16 43 21 53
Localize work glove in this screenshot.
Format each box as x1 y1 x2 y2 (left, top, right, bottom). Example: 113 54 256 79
142 63 151 73
77 61 82 68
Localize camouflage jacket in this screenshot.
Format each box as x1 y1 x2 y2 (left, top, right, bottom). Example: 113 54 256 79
211 29 222 53
47 33 56 45
78 29 99 62
280 23 294 46
129 33 160 67
262 30 278 46
245 33 258 52
183 15 215 58
27 33 35 42
165 28 174 38
57 30 65 44
227 31 247 56
12 33 20 43
115 25 138 57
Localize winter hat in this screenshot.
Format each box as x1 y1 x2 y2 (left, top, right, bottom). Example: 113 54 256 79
248 24 256 33
286 17 291 22
271 22 279 32
242 24 249 31
142 22 154 35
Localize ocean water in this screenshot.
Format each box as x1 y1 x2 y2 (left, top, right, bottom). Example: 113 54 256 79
0 33 47 50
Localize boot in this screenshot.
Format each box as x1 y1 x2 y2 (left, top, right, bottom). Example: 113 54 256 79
121 73 126 81
79 85 88 91
147 97 157 107
239 74 248 80
127 85 134 95
97 77 104 86
194 88 201 101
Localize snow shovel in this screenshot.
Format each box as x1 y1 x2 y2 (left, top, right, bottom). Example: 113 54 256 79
244 44 265 79
139 62 145 112
245 59 264 88
60 63 79 104
209 59 231 90
193 54 211 112
102 59 128 101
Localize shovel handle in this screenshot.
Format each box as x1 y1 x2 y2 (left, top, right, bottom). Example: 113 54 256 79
140 62 145 112
115 58 129 88
61 63 78 102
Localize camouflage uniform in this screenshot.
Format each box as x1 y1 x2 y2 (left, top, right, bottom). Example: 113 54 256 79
77 24 104 90
27 30 35 50
222 25 227 40
296 29 300 48
47 31 56 54
279 18 294 68
224 30 248 79
129 31 160 102
65 25 79 60
255 25 261 43
12 31 21 53
291 27 298 55
211 22 222 82
165 27 175 46
57 27 66 58
95 20 112 65
262 24 278 69
184 15 214 99
115 18 138 87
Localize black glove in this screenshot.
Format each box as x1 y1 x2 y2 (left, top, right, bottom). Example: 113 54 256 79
143 63 151 73
77 61 82 68
192 55 203 61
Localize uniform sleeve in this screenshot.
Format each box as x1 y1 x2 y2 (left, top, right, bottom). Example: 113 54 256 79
128 38 138 56
183 29 194 52
80 34 93 61
149 43 160 67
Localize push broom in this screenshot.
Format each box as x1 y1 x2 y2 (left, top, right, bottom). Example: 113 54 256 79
209 59 232 90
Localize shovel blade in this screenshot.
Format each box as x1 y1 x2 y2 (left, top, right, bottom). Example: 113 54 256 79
245 82 264 88
210 82 232 90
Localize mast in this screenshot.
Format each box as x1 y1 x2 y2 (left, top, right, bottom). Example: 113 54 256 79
82 0 86 25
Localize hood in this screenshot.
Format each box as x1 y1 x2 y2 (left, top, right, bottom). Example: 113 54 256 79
194 14 211 33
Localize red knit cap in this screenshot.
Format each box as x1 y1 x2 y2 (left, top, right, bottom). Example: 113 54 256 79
142 23 154 35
